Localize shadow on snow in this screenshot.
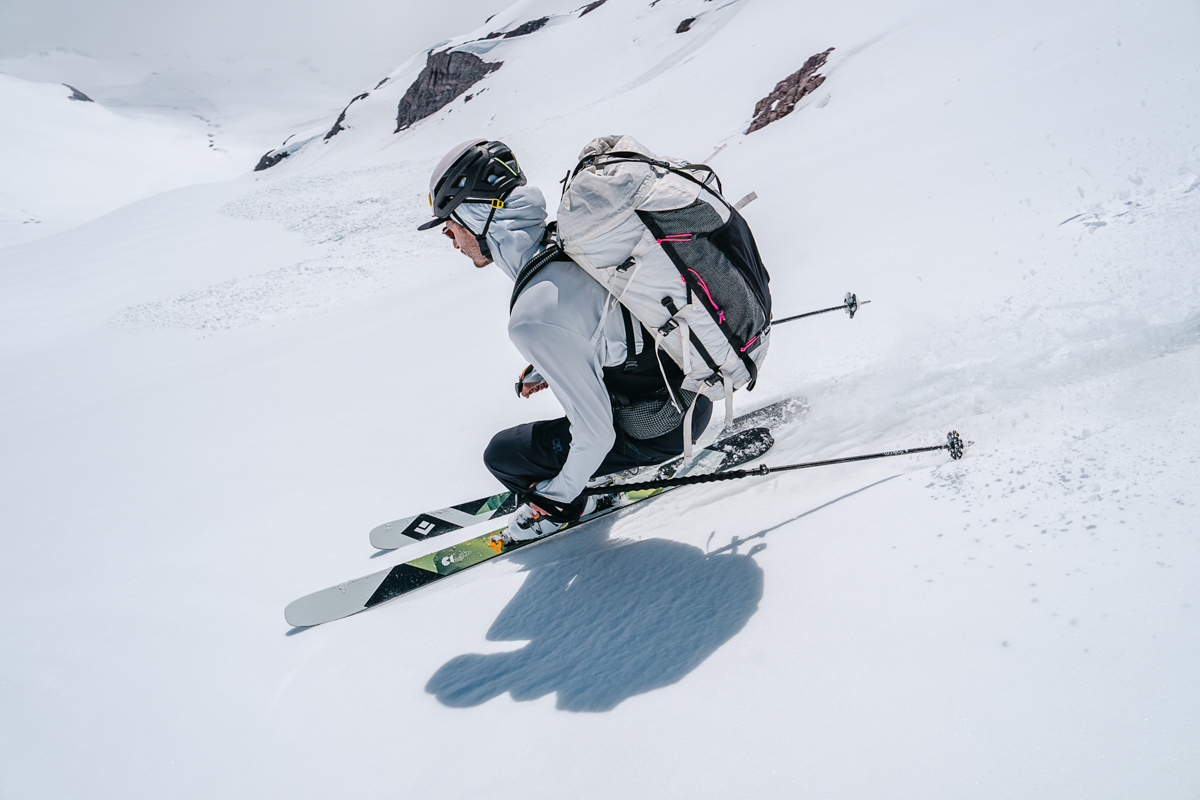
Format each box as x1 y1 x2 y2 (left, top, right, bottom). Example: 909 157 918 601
426 535 763 712
426 473 901 711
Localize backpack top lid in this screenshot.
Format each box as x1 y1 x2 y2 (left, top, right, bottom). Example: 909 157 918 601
557 135 707 269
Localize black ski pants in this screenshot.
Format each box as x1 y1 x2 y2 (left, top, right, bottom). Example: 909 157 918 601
484 396 713 498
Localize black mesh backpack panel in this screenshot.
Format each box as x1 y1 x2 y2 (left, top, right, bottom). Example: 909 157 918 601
708 208 771 323
638 201 771 356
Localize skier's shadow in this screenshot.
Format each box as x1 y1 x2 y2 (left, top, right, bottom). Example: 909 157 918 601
425 529 763 712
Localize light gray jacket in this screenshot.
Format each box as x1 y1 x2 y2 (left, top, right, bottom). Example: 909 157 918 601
455 186 631 503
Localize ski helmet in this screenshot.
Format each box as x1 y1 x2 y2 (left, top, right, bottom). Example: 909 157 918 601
417 139 526 232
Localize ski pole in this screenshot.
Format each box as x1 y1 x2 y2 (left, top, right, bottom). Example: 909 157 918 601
580 431 965 496
774 292 869 325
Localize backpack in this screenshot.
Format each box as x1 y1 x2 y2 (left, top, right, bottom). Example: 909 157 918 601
553 135 772 454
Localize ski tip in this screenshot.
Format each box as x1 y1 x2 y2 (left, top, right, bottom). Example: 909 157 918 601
368 523 418 551
284 599 355 629
368 522 396 550
284 568 389 628
284 605 319 629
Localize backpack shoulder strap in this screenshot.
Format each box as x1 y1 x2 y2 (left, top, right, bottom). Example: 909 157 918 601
509 241 573 313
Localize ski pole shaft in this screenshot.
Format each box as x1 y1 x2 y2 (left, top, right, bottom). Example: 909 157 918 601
773 301 867 324
774 292 869 325
580 431 964 496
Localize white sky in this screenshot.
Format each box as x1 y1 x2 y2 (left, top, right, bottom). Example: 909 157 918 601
0 0 515 85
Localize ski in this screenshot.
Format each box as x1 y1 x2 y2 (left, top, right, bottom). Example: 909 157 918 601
368 396 806 550
369 492 519 550
286 426 774 628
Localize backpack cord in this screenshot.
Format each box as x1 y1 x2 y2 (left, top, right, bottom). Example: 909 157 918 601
570 152 727 203
589 253 645 346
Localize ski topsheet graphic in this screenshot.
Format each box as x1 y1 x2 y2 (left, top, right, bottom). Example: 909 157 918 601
367 397 807 550
369 492 519 550
286 427 774 628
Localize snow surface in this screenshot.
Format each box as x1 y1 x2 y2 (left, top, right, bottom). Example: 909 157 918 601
2 0 1199 797
0 50 359 248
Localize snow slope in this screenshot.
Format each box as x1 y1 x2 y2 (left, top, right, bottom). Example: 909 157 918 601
0 50 355 248
1 0 1198 797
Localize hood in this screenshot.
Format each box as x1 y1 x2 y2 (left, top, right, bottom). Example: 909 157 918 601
453 185 547 281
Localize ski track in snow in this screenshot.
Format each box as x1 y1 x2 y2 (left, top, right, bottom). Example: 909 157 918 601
794 162 1200 451
111 162 432 331
926 376 1199 569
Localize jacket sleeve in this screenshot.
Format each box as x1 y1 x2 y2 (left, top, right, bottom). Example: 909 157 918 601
508 319 615 503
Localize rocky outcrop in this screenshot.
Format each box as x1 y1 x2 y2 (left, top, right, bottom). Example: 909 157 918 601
324 93 369 141
676 17 696 33
579 0 608 17
254 134 305 172
254 149 291 172
503 17 549 37
395 49 503 133
63 84 93 102
484 16 550 39
746 47 834 134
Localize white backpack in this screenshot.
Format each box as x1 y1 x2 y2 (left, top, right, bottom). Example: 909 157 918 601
554 135 773 452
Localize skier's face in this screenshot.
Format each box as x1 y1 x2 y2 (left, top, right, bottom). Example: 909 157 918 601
443 220 491 268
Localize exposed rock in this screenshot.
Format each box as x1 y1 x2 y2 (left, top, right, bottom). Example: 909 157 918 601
482 15 551 39
254 134 306 172
503 17 550 37
746 47 833 134
676 17 696 33
395 49 503 133
254 150 291 172
579 0 608 16
324 93 369 141
63 84 93 102
374 77 389 90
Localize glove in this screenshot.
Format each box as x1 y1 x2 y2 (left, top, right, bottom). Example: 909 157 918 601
515 364 548 399
505 504 564 542
516 483 587 524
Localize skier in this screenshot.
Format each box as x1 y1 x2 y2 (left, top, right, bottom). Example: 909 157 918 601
418 139 712 543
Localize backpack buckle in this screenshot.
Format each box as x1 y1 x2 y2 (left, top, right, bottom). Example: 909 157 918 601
659 296 682 336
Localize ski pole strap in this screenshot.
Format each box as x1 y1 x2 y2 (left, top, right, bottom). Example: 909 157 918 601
579 431 965 496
